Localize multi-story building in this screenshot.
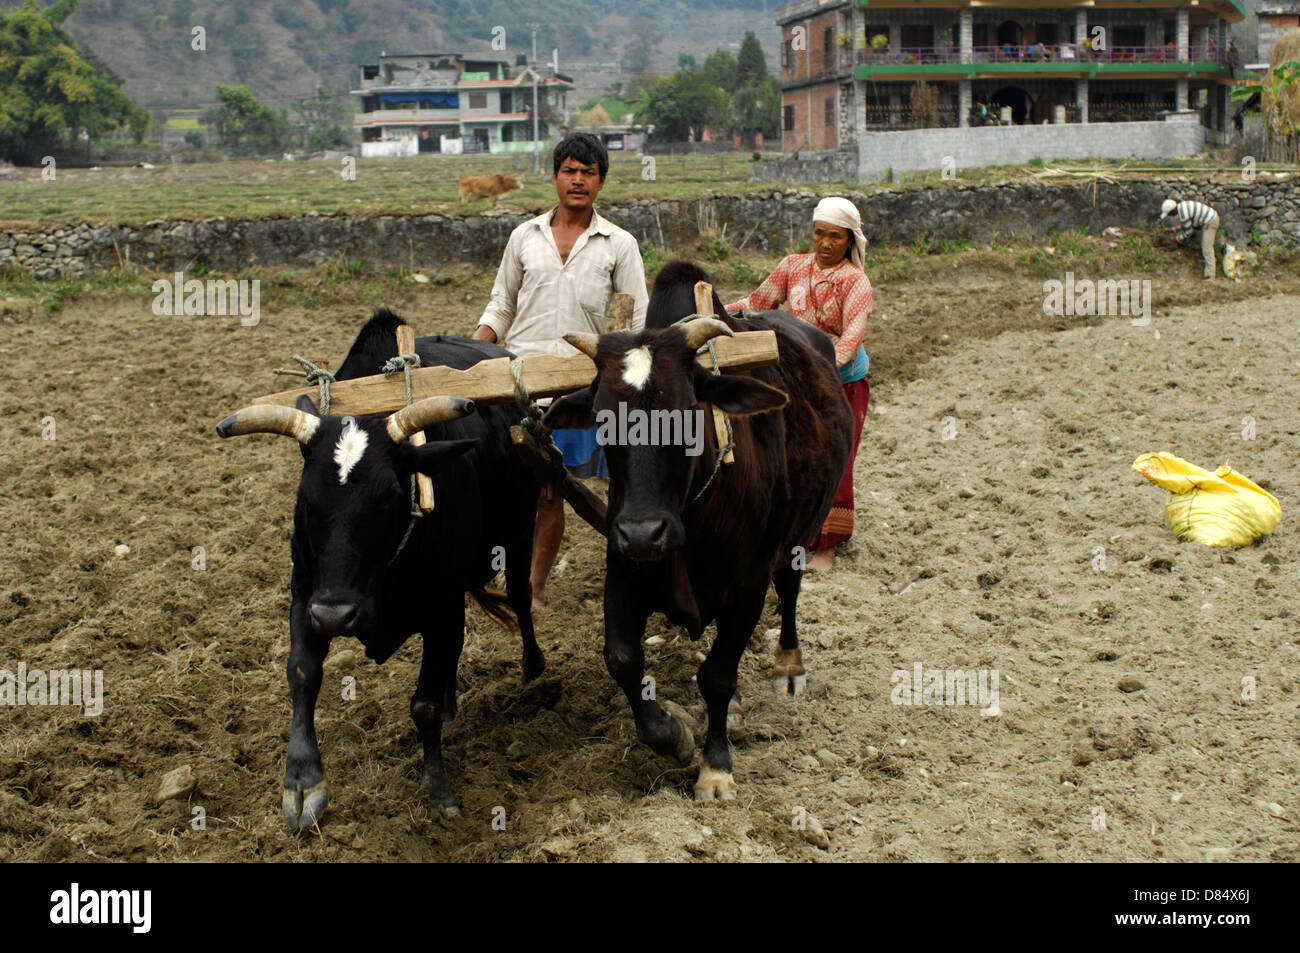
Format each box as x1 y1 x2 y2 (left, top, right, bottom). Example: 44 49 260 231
776 0 1250 177
352 52 574 156
778 0 858 152
1256 2 1300 67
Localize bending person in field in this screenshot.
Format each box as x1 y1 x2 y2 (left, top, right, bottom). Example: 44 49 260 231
473 133 649 608
1160 197 1221 280
725 196 873 572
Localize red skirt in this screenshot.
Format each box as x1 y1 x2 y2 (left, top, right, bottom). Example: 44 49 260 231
813 377 869 550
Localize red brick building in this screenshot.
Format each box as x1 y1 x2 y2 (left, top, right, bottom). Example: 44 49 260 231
779 0 857 152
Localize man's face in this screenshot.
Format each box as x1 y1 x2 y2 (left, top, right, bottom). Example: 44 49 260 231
554 157 604 213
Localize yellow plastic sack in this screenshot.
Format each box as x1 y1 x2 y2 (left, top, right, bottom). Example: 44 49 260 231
1133 452 1281 548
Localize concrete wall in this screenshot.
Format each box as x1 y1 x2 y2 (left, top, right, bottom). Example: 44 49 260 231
3 178 1296 280
858 119 1207 179
748 147 859 184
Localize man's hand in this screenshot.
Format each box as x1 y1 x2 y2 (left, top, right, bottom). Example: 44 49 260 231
472 324 497 344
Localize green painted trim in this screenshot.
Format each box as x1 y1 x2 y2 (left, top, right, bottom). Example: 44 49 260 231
854 0 1247 21
854 60 1236 81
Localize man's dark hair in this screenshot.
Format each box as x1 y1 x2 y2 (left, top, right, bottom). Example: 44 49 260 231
552 133 608 180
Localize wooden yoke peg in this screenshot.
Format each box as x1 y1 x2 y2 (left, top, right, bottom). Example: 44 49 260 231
693 280 734 465
395 324 436 512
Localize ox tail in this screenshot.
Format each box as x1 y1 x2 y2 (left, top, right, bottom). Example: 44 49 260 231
470 586 519 632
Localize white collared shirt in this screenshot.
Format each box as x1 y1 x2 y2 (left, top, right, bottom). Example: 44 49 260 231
477 207 649 357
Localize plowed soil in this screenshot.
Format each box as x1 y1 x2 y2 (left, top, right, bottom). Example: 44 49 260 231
3 250 1298 861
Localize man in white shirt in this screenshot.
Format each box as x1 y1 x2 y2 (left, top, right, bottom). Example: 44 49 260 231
473 133 648 608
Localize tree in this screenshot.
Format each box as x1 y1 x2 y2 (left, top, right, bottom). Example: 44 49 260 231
677 52 696 72
729 73 781 140
204 85 291 156
702 48 738 93
736 30 767 88
0 0 148 163
294 86 351 151
638 71 729 142
623 18 664 74
624 71 660 100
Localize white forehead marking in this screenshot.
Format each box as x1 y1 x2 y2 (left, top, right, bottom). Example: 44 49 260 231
333 420 368 485
622 346 653 390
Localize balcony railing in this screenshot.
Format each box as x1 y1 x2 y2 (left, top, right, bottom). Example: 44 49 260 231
858 46 962 65
1089 100 1182 122
864 103 961 129
855 44 1230 69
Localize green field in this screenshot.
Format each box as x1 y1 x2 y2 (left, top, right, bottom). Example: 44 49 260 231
0 151 1276 228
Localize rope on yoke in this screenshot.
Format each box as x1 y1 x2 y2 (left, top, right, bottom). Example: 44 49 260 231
510 357 558 451
689 335 734 505
381 352 421 406
382 351 425 564
292 355 336 415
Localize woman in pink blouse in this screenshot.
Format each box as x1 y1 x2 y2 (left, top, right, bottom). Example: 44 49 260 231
725 197 873 571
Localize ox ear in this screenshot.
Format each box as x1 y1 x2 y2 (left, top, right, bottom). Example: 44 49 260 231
398 438 478 475
541 387 596 431
693 368 789 416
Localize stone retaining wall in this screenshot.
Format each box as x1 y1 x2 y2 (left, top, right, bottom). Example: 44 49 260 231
3 177 1295 279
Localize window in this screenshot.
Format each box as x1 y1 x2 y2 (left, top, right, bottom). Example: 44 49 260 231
823 26 834 60
784 104 795 132
901 25 935 51
468 92 487 109
1113 25 1145 49
825 97 835 128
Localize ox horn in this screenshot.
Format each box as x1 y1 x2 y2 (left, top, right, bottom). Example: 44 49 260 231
681 317 734 351
386 395 475 443
216 405 320 445
564 332 600 359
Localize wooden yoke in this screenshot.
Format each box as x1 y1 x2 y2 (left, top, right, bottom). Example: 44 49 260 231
693 280 735 465
244 298 778 537
395 325 435 512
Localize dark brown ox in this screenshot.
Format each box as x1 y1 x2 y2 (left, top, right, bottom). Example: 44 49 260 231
542 261 854 799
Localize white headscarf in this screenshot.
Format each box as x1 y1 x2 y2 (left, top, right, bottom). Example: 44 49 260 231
1161 198 1178 218
812 196 867 270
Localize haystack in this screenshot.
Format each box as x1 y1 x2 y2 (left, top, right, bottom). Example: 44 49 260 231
576 103 613 127
1262 28 1300 131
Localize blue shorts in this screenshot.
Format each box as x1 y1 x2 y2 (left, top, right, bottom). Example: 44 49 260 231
551 426 608 479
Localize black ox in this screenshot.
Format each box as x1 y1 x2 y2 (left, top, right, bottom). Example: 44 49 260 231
217 308 542 828
542 261 855 799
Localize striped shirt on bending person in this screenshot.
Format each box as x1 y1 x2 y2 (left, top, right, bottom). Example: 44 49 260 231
1161 199 1219 241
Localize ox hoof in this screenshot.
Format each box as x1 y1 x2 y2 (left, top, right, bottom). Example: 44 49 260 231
772 673 807 696
772 648 806 696
283 779 328 831
430 797 461 817
658 700 697 767
693 763 736 802
422 772 461 815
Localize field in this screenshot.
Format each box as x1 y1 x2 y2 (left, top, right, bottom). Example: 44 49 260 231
0 151 1283 228
2 234 1299 861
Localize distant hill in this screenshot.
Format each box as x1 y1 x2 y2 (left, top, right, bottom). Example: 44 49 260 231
4 0 780 113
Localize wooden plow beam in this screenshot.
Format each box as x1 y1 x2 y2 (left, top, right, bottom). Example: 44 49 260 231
247 294 780 535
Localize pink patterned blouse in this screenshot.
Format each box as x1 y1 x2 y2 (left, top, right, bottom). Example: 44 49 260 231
724 253 873 368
